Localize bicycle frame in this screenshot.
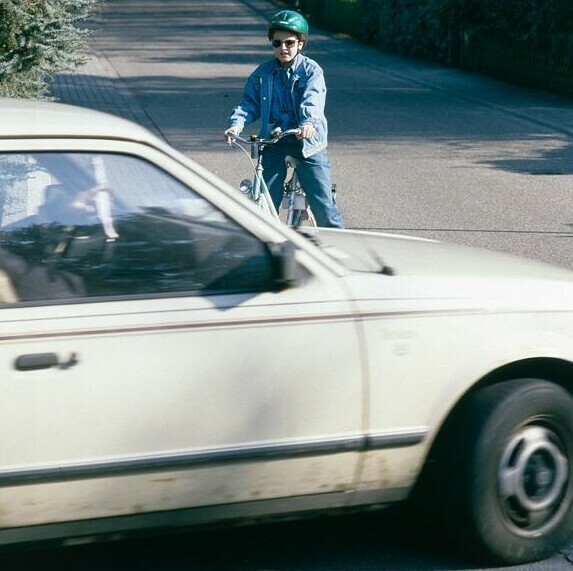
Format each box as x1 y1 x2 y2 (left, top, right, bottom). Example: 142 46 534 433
250 144 280 222
230 133 280 222
228 128 316 229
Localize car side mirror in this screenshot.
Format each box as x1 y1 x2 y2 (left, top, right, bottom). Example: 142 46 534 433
269 241 300 290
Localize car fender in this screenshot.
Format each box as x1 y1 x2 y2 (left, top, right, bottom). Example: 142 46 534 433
355 307 573 493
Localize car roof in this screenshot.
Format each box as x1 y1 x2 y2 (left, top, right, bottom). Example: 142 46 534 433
0 97 155 143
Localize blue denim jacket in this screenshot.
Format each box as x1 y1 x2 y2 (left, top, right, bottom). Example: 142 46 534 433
228 53 328 158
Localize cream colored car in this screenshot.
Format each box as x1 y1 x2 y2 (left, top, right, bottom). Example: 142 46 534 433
0 99 571 565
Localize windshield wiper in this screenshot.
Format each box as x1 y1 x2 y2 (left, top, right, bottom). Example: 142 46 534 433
368 247 395 276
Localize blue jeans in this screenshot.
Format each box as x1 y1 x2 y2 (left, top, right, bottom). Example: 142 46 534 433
261 137 344 228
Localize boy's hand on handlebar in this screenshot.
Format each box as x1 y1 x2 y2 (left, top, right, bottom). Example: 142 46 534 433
297 124 315 140
224 126 240 145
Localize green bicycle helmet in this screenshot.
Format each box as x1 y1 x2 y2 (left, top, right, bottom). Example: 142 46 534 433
268 10 309 40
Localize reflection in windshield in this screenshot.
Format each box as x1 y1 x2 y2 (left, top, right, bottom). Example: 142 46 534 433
0 152 273 303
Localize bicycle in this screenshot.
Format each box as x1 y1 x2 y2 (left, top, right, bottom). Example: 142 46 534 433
227 128 317 229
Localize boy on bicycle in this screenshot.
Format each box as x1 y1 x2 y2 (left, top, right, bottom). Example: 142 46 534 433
224 10 344 228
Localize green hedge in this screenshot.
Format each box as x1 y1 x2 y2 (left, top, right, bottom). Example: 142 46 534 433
281 0 573 96
461 31 573 96
293 0 363 37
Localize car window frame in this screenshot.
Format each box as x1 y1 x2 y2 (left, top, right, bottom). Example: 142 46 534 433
0 143 290 306
0 137 350 281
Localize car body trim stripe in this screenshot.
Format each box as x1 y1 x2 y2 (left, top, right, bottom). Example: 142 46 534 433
0 308 486 342
0 429 427 487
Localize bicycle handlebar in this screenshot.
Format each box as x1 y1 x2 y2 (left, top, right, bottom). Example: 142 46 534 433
228 128 301 147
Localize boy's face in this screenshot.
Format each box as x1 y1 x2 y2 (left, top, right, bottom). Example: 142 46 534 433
271 29 302 66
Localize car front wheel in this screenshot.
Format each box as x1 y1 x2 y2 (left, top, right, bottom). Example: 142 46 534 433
450 378 573 565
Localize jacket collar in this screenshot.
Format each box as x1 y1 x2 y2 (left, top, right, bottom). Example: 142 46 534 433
273 52 303 76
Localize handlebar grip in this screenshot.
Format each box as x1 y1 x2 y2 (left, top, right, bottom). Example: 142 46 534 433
227 133 248 144
270 128 301 140
282 128 301 136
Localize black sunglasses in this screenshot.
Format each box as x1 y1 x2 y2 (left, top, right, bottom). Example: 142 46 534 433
271 39 297 48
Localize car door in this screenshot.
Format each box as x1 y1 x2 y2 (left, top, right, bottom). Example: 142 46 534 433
0 147 363 529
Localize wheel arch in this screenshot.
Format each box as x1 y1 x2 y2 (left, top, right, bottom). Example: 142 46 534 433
410 358 573 564
416 356 573 487
471 356 573 395
407 357 573 564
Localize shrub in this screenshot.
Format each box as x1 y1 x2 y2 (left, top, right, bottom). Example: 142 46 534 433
285 0 571 64
0 0 101 99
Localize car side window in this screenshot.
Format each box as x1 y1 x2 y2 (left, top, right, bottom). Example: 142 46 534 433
0 152 275 303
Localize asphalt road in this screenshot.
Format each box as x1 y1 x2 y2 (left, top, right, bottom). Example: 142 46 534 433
38 0 573 569
87 0 573 270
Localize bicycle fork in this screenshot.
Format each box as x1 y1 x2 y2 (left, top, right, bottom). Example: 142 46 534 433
245 163 280 221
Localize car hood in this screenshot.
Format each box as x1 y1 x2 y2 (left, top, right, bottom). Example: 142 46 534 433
307 228 573 282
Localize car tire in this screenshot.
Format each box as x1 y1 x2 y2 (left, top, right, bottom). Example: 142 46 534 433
442 378 573 565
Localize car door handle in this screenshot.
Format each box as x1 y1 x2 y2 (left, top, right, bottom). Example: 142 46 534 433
14 352 79 371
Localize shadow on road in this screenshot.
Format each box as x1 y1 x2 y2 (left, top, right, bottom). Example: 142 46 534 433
53 0 573 181
54 68 573 183
479 139 573 175
0 507 479 571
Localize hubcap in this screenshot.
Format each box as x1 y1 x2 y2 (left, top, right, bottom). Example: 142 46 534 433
498 425 570 535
